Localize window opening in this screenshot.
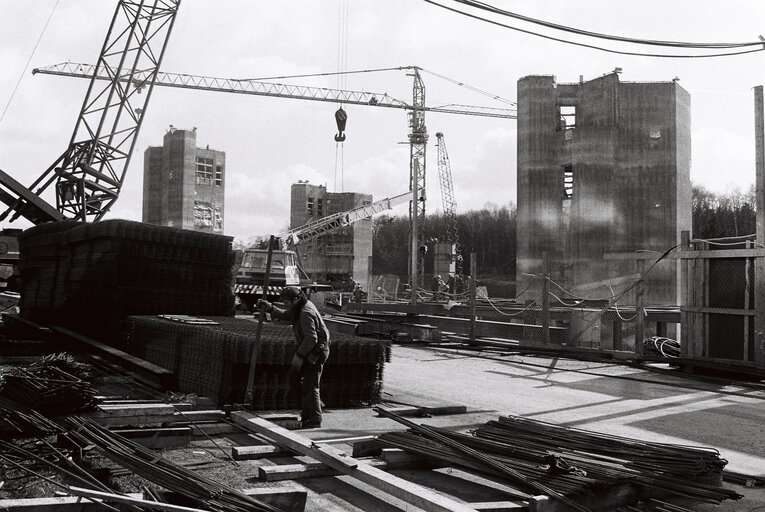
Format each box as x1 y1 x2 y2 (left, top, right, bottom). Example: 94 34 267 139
559 105 576 130
562 164 574 199
195 157 214 185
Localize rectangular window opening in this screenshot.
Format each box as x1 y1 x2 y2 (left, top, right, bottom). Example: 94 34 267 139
307 197 315 215
215 165 223 186
317 198 324 217
195 157 214 185
563 164 574 199
559 105 576 130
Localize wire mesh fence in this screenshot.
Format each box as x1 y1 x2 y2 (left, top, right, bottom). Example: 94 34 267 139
682 236 758 364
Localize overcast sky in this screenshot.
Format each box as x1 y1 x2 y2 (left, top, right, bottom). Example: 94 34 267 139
1 1 764 242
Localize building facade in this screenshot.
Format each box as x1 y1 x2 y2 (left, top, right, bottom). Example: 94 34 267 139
290 181 373 287
516 72 691 305
143 126 225 233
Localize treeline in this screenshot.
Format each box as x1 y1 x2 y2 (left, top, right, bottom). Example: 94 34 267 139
692 184 756 239
372 186 758 276
372 203 516 277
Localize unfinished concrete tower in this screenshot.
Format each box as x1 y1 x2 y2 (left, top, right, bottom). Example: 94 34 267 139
516 71 691 305
143 126 225 233
290 181 373 287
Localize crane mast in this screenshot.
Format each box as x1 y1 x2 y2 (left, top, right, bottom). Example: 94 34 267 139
32 60 516 304
0 0 181 224
408 68 428 304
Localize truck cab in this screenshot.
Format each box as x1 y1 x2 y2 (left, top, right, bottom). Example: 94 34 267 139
234 248 301 311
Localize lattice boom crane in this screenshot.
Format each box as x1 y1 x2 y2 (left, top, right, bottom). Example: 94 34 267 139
33 61 516 303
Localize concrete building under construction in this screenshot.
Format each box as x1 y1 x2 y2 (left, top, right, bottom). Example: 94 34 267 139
515 71 692 305
142 126 225 234
290 181 373 288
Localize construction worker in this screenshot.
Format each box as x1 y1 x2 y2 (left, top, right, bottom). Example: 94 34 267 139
258 286 330 429
352 283 364 303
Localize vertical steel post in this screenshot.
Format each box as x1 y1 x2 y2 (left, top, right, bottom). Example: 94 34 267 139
542 252 550 344
469 253 477 342
635 258 645 357
754 86 765 368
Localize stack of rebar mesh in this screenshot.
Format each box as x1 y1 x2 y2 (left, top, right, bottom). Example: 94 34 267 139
18 219 235 343
375 411 741 510
122 315 390 409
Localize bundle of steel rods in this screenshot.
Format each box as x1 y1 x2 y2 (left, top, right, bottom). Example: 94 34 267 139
65 416 282 512
375 408 742 510
0 364 96 415
476 416 728 477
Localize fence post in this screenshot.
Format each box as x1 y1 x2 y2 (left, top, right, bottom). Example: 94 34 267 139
635 258 645 357
542 252 550 344
469 253 477 343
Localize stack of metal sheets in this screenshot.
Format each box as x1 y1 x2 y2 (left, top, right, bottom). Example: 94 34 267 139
18 219 235 343
123 315 390 409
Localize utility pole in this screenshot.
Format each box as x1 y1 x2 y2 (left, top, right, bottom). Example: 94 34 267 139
755 85 765 369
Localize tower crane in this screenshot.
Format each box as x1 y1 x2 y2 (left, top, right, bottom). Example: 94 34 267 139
33 62 515 303
0 0 180 225
30 63 512 301
435 132 462 276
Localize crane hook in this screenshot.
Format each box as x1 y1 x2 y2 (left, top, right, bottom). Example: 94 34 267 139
334 107 347 142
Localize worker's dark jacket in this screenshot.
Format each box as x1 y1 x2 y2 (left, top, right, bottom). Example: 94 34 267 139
271 299 330 365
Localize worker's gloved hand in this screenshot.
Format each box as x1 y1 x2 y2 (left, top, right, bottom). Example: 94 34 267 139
290 354 304 372
257 299 272 312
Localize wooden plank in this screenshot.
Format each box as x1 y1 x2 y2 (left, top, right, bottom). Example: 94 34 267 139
470 501 527 511
110 427 191 449
0 488 307 512
232 444 295 460
681 306 755 316
51 326 175 389
259 461 385 481
678 248 765 259
259 451 442 481
351 438 384 457
68 487 209 512
231 411 479 512
90 410 224 427
89 404 176 417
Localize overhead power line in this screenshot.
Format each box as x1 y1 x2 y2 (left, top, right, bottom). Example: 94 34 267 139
424 0 765 58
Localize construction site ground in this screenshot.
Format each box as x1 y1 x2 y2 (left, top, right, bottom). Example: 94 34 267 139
2 321 765 511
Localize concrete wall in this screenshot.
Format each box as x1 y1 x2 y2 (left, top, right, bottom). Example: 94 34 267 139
516 72 691 305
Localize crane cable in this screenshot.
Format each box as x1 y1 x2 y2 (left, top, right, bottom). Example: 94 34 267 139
334 0 350 193
0 0 61 124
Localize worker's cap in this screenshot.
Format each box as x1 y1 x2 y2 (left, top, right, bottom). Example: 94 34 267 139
280 286 302 301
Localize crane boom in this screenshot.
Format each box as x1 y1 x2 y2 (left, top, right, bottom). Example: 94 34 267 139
0 1 181 224
436 132 461 275
34 59 516 304
32 62 518 120
282 191 410 247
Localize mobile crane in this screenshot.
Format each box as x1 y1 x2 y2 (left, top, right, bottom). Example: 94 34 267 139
234 191 410 310
33 62 516 304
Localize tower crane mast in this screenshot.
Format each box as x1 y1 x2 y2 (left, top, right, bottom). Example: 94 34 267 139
31 61 516 304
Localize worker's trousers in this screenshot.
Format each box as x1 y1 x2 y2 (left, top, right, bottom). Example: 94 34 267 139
293 361 324 426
